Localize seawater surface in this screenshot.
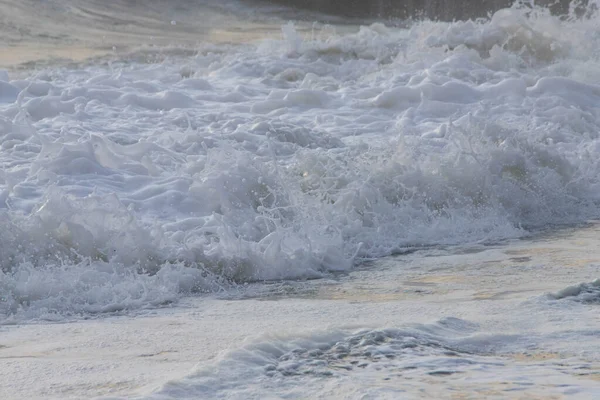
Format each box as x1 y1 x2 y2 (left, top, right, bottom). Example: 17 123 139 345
1 1 600 398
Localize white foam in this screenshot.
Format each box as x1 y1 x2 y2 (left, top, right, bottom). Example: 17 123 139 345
550 279 600 303
141 318 600 400
3 4 600 320
4 222 600 399
0 81 19 104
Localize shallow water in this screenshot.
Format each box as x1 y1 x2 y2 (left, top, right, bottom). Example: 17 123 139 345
1 0 600 398
3 224 600 399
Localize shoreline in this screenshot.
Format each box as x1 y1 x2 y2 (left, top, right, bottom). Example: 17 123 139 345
2 224 600 398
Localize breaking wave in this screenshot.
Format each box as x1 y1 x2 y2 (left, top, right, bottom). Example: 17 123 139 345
3 2 600 320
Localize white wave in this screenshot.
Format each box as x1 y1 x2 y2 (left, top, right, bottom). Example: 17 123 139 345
3 4 600 320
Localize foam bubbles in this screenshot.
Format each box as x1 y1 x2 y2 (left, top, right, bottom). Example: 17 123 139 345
549 279 600 303
4 5 600 320
141 318 600 399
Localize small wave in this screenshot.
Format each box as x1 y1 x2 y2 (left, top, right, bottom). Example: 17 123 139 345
134 318 556 399
549 279 600 303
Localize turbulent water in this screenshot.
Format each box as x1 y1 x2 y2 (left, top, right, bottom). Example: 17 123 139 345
3 1 600 399
1 0 600 319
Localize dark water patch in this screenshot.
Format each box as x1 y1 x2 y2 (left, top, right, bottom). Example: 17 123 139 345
253 0 582 21
428 369 461 376
510 256 532 263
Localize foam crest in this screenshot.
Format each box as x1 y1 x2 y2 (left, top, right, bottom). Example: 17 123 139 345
0 258 222 322
4 4 600 320
549 279 600 303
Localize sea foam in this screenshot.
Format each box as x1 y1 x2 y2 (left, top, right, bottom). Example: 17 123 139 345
3 4 600 320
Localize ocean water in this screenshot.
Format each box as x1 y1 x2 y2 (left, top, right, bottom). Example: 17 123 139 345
2 0 600 398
